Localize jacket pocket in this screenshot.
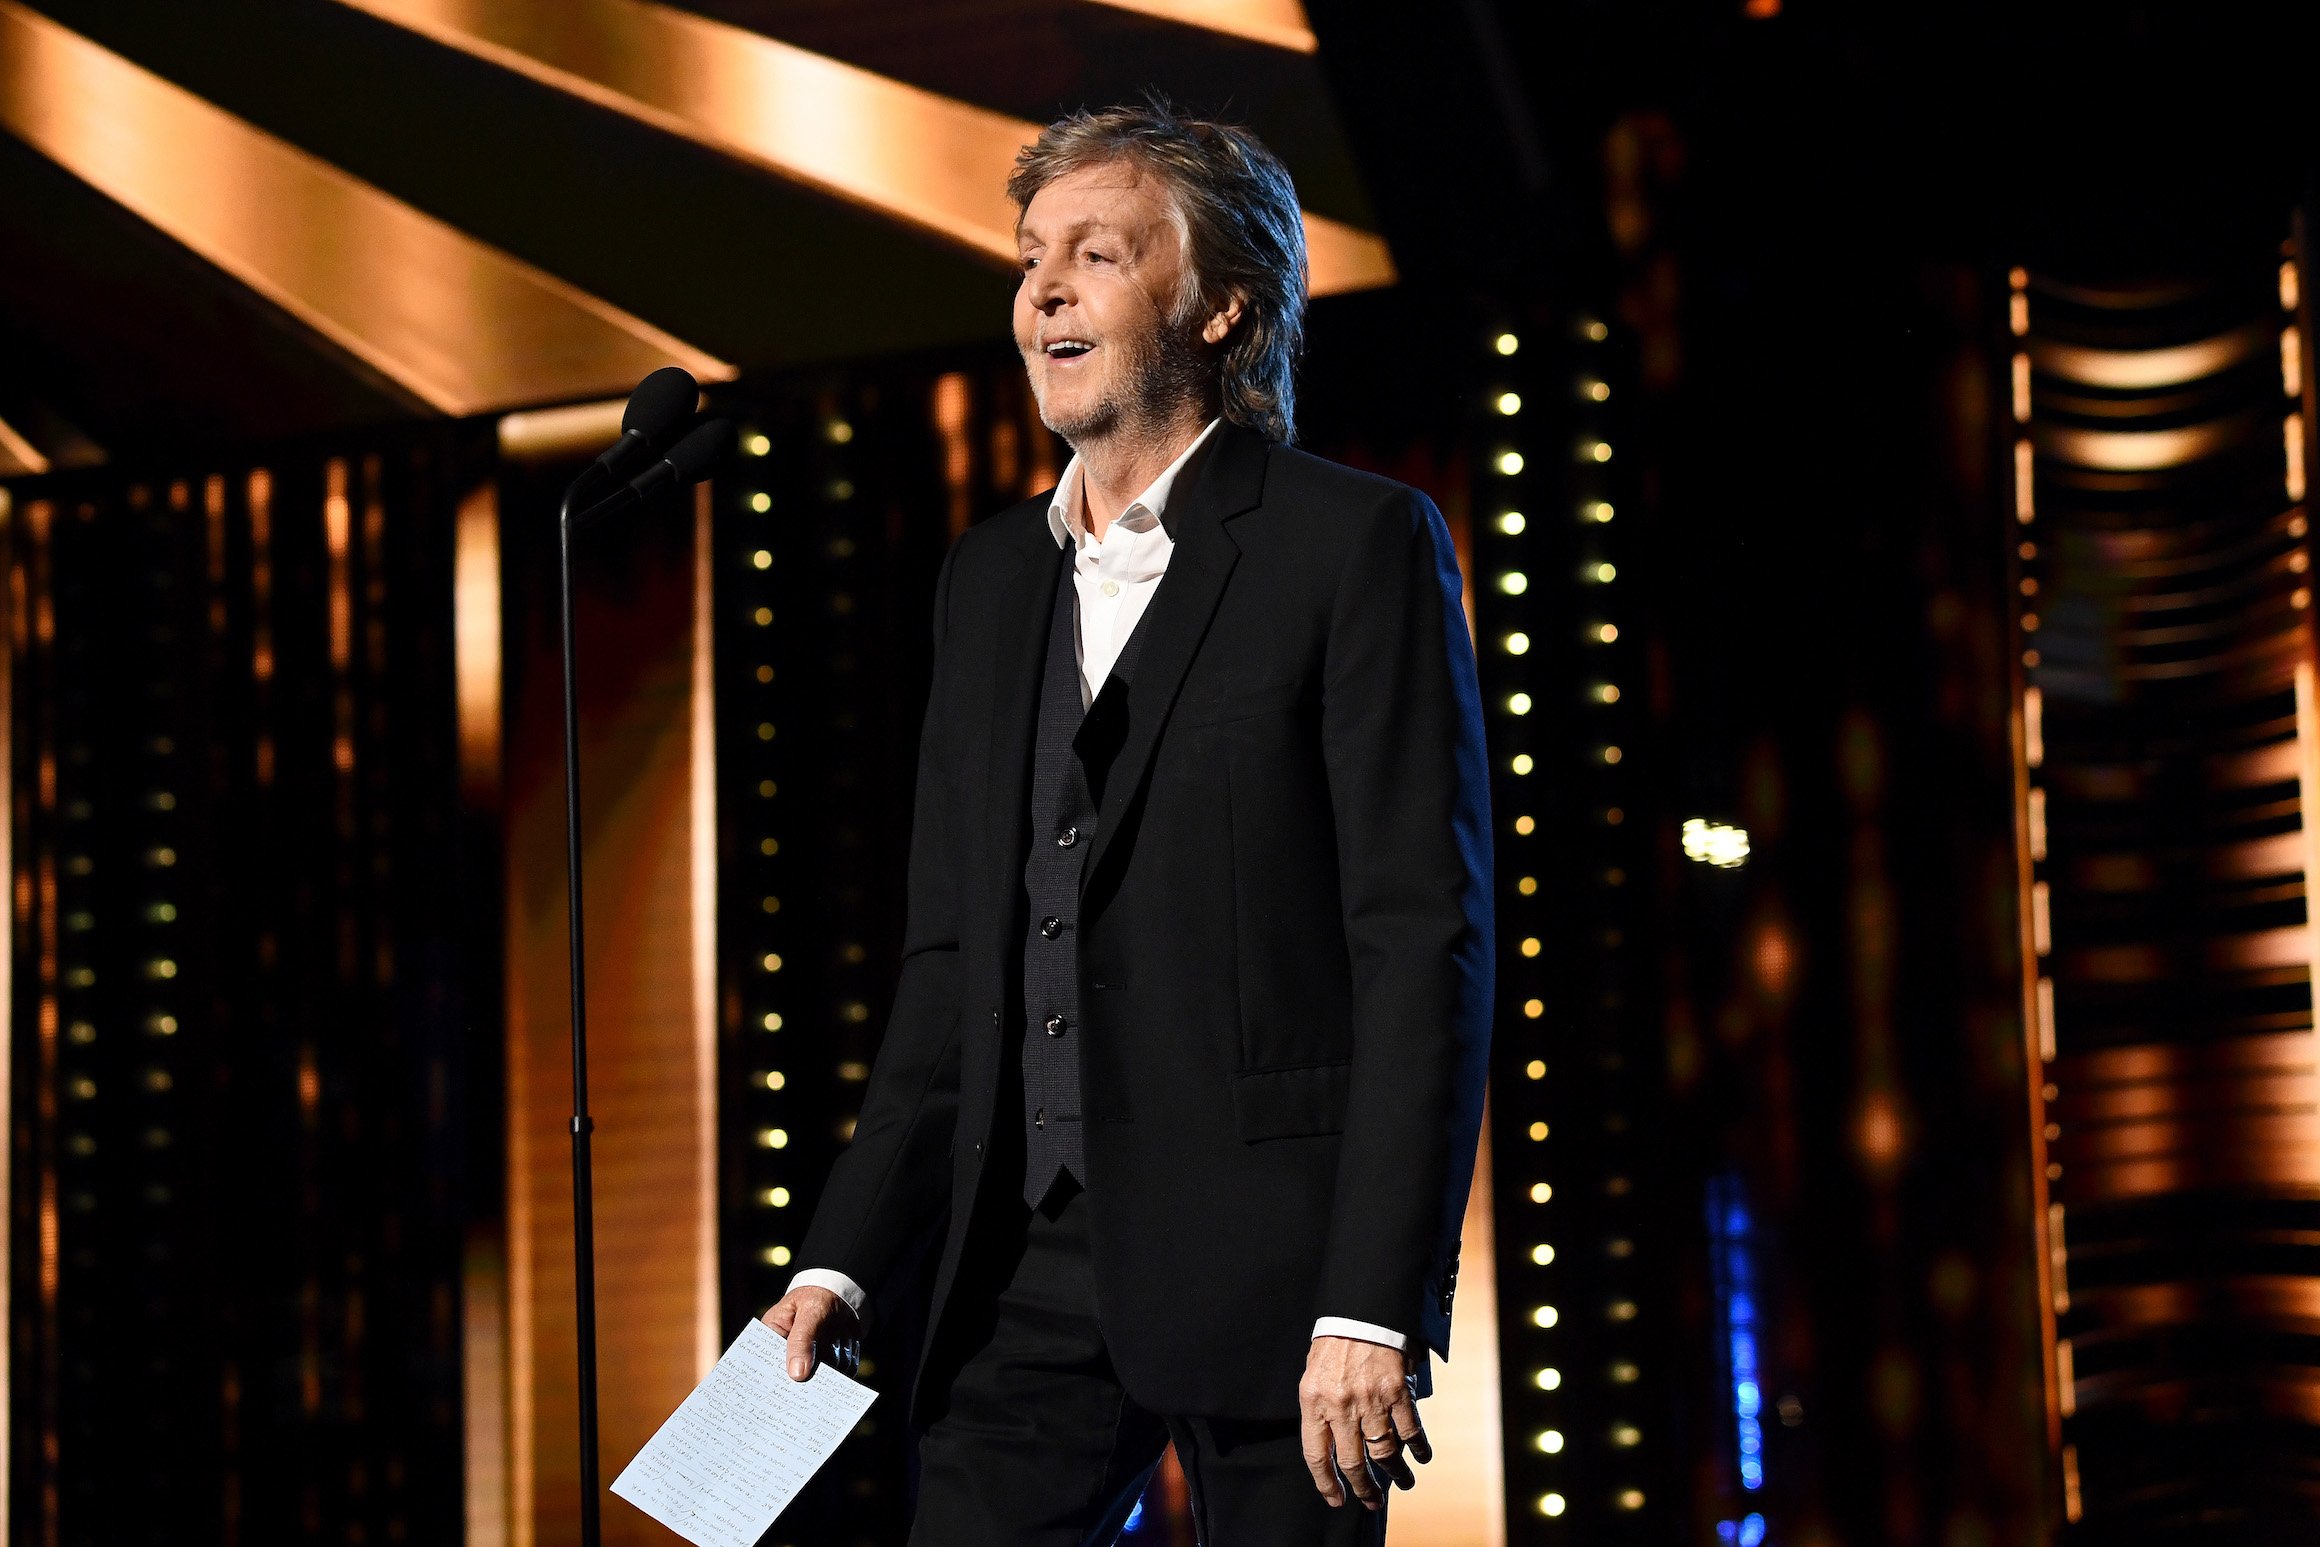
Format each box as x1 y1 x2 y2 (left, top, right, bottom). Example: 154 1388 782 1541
1175 678 1307 729
1230 1061 1353 1141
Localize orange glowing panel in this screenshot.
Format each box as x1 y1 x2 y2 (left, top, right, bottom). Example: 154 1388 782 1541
0 488 11 1535
2037 421 2247 471
1082 0 1318 52
2031 324 2271 390
0 413 45 476
330 0 1396 296
0 1 730 415
1392 1107 1506 1547
454 482 502 804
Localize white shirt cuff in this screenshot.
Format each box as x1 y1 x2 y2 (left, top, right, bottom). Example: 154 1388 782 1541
788 1269 867 1320
1312 1316 1409 1351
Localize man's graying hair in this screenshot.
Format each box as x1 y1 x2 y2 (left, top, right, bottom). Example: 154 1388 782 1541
1007 102 1308 444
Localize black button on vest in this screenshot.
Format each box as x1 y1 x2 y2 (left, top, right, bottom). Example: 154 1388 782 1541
1018 549 1158 1206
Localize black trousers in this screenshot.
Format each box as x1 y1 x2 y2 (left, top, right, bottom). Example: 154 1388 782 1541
909 1177 1388 1547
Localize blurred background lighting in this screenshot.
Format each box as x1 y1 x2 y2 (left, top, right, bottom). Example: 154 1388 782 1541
1682 819 1752 868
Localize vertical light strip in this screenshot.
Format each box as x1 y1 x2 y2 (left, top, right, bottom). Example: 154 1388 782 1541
460 1235 509 1547
2298 662 2320 1031
2009 262 2065 1453
453 484 503 803
934 374 973 541
0 486 13 1535
691 482 720 1378
454 477 508 1547
27 496 55 1547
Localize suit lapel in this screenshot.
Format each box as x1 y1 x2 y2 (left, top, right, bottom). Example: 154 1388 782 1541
982 518 1066 950
1079 425 1269 895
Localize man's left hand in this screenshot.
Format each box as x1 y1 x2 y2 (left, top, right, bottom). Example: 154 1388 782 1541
1298 1335 1431 1510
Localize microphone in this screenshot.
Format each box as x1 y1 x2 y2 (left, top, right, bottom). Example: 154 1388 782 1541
571 416 737 529
593 366 700 484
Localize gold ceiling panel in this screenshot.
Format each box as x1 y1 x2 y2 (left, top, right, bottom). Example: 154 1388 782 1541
1082 0 1318 53
331 0 1395 297
0 1 731 417
0 412 45 476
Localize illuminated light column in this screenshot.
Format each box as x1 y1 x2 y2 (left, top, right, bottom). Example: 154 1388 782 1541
2010 246 2320 1532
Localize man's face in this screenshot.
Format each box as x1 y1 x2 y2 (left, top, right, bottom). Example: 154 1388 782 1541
1013 162 1202 443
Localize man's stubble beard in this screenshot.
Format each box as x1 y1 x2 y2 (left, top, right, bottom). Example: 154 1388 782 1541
1031 305 1212 450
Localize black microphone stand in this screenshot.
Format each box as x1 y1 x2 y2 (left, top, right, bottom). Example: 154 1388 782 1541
557 472 606 1547
553 403 726 1546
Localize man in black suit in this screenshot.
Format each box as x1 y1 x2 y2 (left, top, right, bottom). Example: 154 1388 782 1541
762 102 1492 1544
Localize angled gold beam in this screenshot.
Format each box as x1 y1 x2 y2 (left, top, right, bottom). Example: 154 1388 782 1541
0 1 731 417
330 0 1394 296
1082 0 1318 53
0 413 47 476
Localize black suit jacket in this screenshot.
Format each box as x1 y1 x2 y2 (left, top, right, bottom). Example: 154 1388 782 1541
798 422 1494 1420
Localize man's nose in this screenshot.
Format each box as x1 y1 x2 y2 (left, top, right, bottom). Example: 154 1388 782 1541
1026 269 1069 314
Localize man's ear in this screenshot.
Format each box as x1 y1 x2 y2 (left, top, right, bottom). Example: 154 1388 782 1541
1203 290 1247 346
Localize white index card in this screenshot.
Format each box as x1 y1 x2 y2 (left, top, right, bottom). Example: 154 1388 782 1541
610 1319 878 1547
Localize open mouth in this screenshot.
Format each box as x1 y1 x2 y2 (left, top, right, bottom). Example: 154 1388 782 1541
1044 339 1094 360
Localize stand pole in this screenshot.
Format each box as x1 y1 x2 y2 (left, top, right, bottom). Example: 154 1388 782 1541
558 482 605 1547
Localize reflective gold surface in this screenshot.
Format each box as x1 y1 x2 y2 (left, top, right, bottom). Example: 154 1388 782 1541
501 500 719 1547
2009 257 2320 1519
0 2 731 415
2031 322 2272 390
1083 0 1318 52
0 414 45 476
498 400 630 464
332 0 1396 296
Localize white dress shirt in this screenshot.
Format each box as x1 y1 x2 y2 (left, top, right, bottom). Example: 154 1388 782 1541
792 419 1409 1355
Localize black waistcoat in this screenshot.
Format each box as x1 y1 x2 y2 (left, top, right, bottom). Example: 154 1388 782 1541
1018 548 1157 1205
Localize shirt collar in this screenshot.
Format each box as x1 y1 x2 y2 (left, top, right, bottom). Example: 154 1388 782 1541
1046 417 1223 550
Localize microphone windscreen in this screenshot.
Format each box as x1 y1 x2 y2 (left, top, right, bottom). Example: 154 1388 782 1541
662 417 737 483
622 367 700 441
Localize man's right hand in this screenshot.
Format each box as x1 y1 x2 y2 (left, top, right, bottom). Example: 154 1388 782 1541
760 1287 860 1382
